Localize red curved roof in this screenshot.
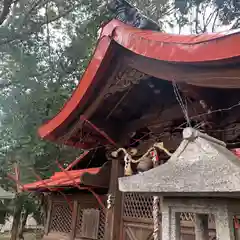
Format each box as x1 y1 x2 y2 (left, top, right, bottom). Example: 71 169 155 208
38 19 240 143
102 20 240 62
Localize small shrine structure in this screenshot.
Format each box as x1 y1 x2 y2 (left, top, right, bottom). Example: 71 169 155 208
119 127 240 240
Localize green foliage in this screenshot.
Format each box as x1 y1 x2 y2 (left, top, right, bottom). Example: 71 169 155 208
0 0 109 226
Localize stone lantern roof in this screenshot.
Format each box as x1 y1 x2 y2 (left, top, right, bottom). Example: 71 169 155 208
119 127 240 197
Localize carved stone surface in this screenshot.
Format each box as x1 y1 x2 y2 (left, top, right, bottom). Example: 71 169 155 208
119 127 240 196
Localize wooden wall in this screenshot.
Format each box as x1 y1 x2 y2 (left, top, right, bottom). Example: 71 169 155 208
43 193 106 240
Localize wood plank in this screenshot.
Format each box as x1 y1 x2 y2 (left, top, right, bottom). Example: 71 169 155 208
81 161 111 188
123 216 153 224
45 197 53 235
70 201 78 240
81 208 100 239
104 158 124 240
123 101 205 135
51 193 106 207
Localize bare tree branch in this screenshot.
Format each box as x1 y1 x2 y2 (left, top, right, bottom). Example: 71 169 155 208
0 0 15 25
2 1 18 27
0 2 81 46
212 8 219 32
195 3 200 34
231 17 240 29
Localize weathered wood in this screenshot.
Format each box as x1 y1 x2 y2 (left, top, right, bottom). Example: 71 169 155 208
125 52 240 88
81 161 111 188
81 209 100 239
50 192 106 206
45 197 53 235
123 101 205 135
70 201 78 240
104 158 124 240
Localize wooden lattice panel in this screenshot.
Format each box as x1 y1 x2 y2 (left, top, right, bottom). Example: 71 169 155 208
98 209 106 240
123 193 154 219
76 207 83 237
76 207 105 240
50 202 72 233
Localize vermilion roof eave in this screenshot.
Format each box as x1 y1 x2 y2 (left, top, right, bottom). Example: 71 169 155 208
38 19 240 143
23 168 101 191
38 35 113 142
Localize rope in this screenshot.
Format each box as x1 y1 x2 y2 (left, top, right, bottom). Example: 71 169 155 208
112 142 171 171
112 142 172 176
173 82 191 127
151 148 160 240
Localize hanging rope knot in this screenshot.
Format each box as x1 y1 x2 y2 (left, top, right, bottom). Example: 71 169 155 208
153 142 172 157
107 194 115 209
111 142 172 176
124 153 133 176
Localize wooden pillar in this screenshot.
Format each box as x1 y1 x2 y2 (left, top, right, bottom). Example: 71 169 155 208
70 201 78 240
44 196 53 235
104 159 124 240
195 214 209 240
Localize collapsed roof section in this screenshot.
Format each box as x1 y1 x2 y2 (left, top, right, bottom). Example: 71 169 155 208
24 150 111 191
38 19 240 148
23 168 100 191
24 162 111 192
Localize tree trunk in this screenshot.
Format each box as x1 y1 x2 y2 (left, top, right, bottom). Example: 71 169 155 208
11 195 22 240
18 209 29 240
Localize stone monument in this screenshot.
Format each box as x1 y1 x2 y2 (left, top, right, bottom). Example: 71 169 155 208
119 127 240 240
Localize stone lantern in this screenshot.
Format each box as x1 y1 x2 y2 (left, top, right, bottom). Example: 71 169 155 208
119 127 240 240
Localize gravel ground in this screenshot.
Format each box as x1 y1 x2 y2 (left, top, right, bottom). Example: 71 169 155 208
0 232 42 240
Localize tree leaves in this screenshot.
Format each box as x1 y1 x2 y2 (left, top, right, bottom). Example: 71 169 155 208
0 0 106 225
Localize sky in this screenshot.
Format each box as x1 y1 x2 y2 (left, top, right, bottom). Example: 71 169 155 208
163 4 234 34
